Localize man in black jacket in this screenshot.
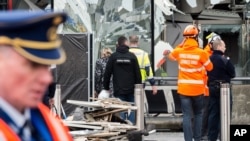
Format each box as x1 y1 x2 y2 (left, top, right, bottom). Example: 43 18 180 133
207 39 235 141
103 36 142 124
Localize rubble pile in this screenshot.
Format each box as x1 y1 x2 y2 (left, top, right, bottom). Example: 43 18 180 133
64 98 140 141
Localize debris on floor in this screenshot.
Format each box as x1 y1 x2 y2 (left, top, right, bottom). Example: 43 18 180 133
64 98 142 141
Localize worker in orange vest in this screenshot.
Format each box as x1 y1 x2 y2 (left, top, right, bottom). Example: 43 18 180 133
0 11 72 141
163 25 213 141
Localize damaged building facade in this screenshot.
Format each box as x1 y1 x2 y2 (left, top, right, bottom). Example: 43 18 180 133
2 0 250 129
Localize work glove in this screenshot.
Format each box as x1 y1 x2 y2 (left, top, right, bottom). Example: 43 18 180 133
98 90 110 99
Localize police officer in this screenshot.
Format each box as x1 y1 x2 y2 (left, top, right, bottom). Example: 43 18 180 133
207 39 235 141
204 32 221 56
201 32 221 140
0 10 72 141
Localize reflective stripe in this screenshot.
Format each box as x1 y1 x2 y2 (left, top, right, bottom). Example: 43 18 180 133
203 59 211 66
38 104 72 141
147 76 153 79
178 79 204 84
141 51 145 68
179 66 203 72
140 64 150 69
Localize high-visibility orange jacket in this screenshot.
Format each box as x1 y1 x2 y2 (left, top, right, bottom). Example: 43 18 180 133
203 43 213 96
0 103 72 141
204 44 213 56
202 68 209 96
169 38 213 96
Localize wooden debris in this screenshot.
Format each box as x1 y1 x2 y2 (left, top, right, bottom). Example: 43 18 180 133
65 98 141 141
67 99 137 110
86 131 120 138
65 123 103 130
92 109 126 118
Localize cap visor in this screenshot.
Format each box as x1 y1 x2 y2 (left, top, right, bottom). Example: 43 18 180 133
14 47 66 65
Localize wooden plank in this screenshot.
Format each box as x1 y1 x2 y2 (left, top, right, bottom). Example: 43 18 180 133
92 108 127 117
67 100 137 110
86 132 120 138
69 130 102 136
65 123 103 130
108 134 127 140
63 120 122 126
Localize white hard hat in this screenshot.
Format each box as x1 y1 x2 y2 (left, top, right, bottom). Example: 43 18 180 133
206 32 221 43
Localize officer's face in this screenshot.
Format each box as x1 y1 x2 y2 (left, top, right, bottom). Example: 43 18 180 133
220 41 226 53
0 47 52 113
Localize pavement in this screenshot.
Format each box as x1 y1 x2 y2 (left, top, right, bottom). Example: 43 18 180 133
144 131 184 141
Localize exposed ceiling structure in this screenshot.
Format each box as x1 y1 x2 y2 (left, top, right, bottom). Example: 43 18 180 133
0 0 51 10
167 0 247 24
2 0 249 50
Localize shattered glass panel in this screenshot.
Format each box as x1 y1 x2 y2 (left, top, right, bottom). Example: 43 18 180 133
84 0 154 64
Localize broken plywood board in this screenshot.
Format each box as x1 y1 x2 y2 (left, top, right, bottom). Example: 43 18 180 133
67 100 137 110
66 123 103 130
64 120 137 130
86 131 120 138
92 108 127 118
106 124 137 132
63 120 121 126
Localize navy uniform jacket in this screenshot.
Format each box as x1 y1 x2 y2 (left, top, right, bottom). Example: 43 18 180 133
208 50 235 84
103 45 141 96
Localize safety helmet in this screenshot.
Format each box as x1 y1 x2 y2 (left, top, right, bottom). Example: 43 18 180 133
206 32 221 44
183 25 199 37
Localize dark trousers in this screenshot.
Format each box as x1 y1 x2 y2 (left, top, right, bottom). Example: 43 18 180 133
201 96 209 137
207 86 220 141
116 94 135 125
207 86 232 141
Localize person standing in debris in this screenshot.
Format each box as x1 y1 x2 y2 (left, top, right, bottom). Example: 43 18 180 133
129 35 157 95
207 39 235 141
94 47 113 98
0 11 72 141
163 25 213 141
103 36 142 125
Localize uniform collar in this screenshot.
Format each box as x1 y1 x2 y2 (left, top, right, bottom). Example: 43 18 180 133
0 98 30 130
213 50 224 55
116 45 129 53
